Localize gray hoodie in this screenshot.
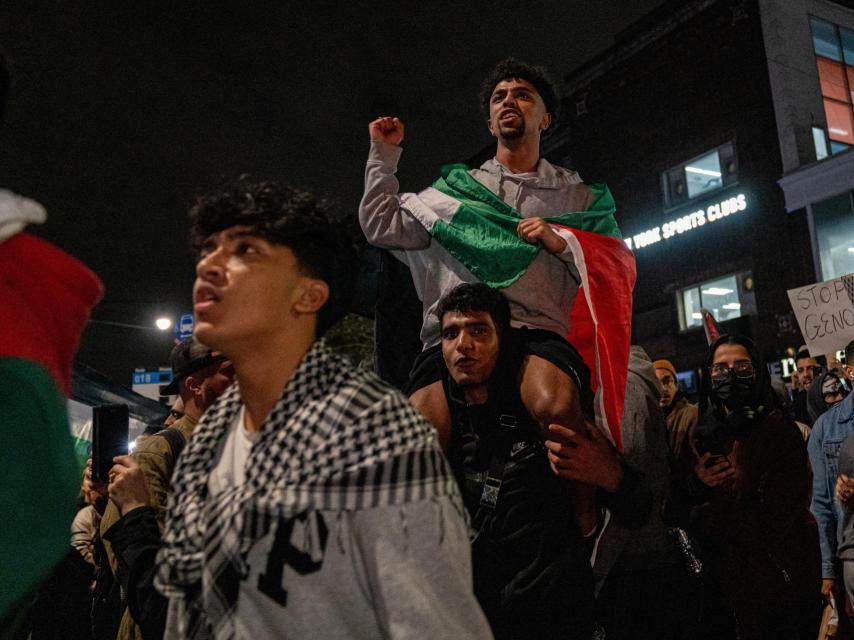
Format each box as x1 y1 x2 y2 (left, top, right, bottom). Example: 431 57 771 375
593 346 677 592
359 141 592 348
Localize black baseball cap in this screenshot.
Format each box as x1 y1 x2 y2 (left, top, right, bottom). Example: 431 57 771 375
161 338 224 395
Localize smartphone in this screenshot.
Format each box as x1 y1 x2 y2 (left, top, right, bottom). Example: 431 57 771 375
91 404 129 483
704 454 729 469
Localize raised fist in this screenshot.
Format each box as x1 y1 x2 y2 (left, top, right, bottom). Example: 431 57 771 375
369 116 405 146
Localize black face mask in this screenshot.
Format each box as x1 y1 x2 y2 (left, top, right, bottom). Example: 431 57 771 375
712 378 755 411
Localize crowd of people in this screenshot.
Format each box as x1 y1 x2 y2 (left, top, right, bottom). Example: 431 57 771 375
4 53 854 640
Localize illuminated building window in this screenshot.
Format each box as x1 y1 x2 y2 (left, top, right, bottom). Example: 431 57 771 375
663 142 738 209
813 126 829 160
677 271 756 330
810 16 854 154
813 189 854 280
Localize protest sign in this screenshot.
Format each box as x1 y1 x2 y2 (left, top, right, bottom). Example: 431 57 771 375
787 273 854 357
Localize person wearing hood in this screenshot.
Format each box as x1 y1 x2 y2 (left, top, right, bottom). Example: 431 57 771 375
807 369 848 424
654 359 698 463
595 347 694 639
668 334 821 639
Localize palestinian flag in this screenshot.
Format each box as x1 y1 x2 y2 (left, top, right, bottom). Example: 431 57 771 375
401 164 636 449
700 307 722 346
0 230 103 622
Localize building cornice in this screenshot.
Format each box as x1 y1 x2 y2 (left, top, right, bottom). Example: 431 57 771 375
777 148 854 211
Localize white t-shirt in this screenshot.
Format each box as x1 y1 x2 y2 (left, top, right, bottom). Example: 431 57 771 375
208 407 261 497
186 405 491 640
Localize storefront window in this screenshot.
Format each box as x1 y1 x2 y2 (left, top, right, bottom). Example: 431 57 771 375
814 190 854 279
684 150 723 198
678 272 755 330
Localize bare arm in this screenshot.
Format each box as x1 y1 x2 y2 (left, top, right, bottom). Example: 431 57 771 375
358 117 431 250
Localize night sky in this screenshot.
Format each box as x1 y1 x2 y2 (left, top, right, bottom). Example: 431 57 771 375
1 0 665 385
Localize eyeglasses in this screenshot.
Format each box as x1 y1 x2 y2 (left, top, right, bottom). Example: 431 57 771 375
710 361 755 382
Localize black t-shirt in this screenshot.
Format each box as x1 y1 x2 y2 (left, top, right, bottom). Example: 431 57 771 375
445 375 595 640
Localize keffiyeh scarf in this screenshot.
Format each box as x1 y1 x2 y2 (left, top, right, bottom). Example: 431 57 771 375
155 340 461 638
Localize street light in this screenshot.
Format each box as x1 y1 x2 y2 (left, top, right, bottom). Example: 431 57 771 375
155 317 173 331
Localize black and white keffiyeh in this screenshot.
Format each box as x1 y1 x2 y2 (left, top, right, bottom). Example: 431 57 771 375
154 340 461 638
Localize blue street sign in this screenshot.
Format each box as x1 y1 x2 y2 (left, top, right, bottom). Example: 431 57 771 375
177 313 194 340
132 370 172 385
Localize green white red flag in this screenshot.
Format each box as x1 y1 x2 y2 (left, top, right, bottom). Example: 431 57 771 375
402 163 636 448
0 194 103 619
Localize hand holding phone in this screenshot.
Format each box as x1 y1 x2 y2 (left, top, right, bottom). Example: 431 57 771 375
696 452 735 488
704 454 729 468
91 404 129 484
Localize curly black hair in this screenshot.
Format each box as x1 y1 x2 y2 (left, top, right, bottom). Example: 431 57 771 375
479 57 560 127
436 283 511 339
795 349 825 366
189 177 357 336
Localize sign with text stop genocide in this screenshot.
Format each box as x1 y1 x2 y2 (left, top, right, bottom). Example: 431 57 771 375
787 273 854 357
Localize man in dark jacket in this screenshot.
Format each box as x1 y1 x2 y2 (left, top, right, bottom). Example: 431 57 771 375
654 358 698 463
668 334 821 640
437 282 637 639
97 339 233 640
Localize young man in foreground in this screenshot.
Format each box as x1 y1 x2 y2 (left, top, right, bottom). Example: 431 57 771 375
155 179 491 639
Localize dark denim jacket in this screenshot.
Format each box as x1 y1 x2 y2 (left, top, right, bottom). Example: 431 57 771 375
808 393 854 579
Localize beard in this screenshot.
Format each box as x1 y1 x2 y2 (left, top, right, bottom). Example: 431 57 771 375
201 381 219 409
497 119 525 140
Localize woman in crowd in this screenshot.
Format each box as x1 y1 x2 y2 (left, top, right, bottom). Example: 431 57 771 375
668 334 822 639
